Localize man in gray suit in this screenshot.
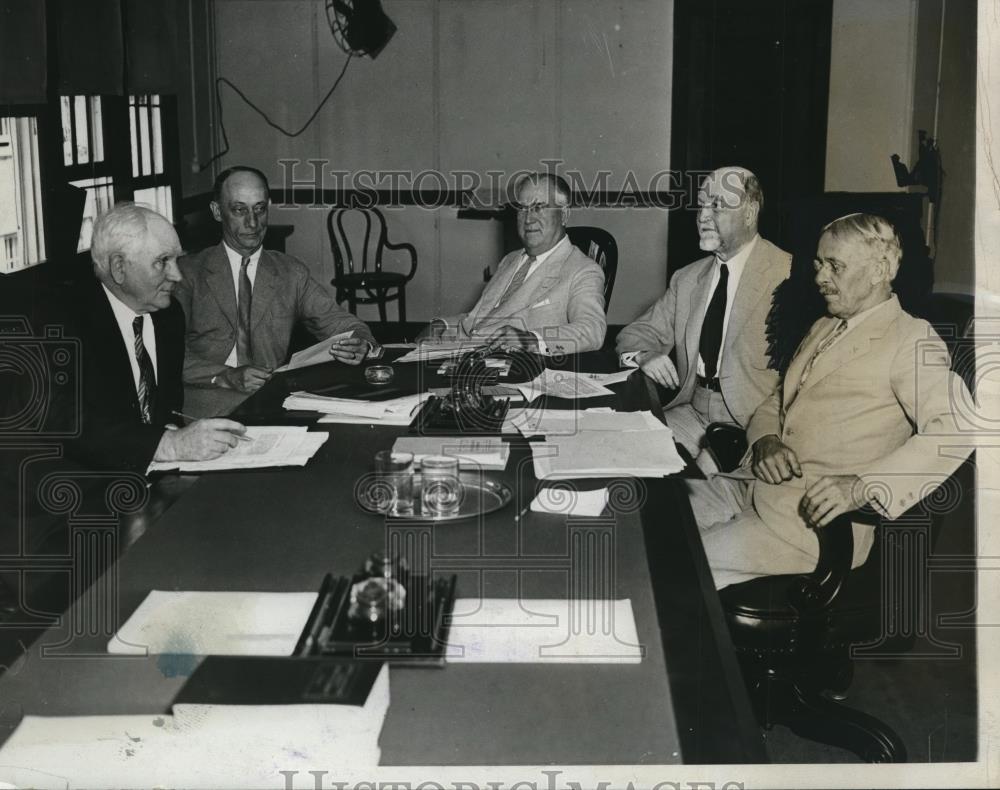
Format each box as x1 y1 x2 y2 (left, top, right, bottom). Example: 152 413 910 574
616 166 790 464
419 173 606 355
176 166 376 394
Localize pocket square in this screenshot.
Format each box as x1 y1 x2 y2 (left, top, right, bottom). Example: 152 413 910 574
530 298 552 309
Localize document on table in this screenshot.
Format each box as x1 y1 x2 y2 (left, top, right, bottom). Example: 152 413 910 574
392 436 510 470
273 330 354 372
108 590 318 656
283 390 424 421
504 407 667 436
530 485 609 516
445 598 642 663
532 429 686 479
395 339 488 363
146 426 328 473
516 368 616 401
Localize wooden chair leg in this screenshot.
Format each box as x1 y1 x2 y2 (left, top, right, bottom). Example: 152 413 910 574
397 286 406 322
347 291 358 316
377 290 388 323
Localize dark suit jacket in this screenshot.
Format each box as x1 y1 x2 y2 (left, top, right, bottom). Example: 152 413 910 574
176 244 373 385
56 278 184 472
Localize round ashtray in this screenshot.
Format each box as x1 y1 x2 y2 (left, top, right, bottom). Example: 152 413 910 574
365 365 394 385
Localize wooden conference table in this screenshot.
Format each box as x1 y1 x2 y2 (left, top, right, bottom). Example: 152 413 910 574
0 348 765 766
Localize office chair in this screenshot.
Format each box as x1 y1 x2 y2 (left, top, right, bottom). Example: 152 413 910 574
566 226 618 312
327 207 418 322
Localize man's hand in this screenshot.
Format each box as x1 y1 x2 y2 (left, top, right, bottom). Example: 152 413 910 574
328 337 370 365
215 365 271 394
800 474 867 528
751 434 802 484
154 419 248 462
415 320 447 342
486 325 539 352
638 351 680 389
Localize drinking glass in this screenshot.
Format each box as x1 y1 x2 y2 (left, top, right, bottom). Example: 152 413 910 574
374 450 414 515
420 455 462 517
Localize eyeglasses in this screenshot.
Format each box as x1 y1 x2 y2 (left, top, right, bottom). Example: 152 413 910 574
511 202 566 216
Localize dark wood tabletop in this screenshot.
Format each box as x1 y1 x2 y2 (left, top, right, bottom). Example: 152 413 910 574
0 347 765 766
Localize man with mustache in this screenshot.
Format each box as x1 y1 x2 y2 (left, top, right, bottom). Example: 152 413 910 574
176 166 376 394
616 166 790 467
417 172 606 354
693 213 971 588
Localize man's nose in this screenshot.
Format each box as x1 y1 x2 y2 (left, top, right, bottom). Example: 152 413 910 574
165 260 183 282
697 206 710 222
245 211 259 229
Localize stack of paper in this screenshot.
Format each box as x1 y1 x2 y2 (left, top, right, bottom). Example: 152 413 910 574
283 390 424 425
516 368 617 401
147 426 328 473
392 436 510 471
504 407 667 436
0 665 390 785
532 429 686 479
274 330 353 372
395 339 487 363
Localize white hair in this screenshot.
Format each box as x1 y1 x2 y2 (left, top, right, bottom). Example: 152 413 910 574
90 202 155 271
821 212 903 279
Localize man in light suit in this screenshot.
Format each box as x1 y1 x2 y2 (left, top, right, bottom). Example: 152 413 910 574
419 172 606 354
175 166 377 394
693 214 971 588
616 166 790 462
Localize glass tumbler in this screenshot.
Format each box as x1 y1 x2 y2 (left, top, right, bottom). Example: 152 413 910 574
420 454 462 517
374 450 414 515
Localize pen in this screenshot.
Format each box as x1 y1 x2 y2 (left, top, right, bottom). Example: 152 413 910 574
170 410 252 442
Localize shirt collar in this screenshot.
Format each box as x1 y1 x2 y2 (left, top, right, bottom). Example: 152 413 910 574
716 233 758 278
101 283 143 324
525 234 570 266
222 241 263 267
843 293 897 329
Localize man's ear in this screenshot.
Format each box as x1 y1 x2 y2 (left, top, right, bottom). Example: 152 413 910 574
560 205 571 225
745 201 760 229
109 252 128 285
209 200 222 222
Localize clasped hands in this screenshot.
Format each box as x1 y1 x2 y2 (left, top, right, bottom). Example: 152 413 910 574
751 434 867 528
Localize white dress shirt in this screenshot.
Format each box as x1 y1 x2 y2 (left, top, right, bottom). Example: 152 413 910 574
822 295 896 353
696 234 759 377
101 284 158 391
222 243 263 367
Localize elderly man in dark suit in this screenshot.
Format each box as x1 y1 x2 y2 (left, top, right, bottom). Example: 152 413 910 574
175 166 376 394
616 166 790 466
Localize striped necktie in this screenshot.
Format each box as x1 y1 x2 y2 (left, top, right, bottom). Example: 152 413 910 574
132 316 156 424
795 319 849 392
236 256 253 365
493 255 535 311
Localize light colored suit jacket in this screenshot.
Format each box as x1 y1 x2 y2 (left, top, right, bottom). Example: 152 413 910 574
175 244 373 385
616 237 790 426
438 240 606 354
745 295 972 569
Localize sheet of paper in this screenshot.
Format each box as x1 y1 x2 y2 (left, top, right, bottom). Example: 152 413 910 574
273 330 354 372
530 486 608 516
581 369 634 386
445 598 642 663
107 590 318 656
516 368 616 401
381 342 417 349
531 429 686 479
146 427 328 473
504 407 666 436
392 436 510 470
317 412 414 426
394 339 487 363
283 391 424 419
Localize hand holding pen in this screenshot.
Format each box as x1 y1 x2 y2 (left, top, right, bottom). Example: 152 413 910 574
153 410 250 463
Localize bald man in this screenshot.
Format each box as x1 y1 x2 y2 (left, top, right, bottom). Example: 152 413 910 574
616 167 791 467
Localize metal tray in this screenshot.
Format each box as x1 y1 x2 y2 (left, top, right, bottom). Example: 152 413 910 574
357 470 513 521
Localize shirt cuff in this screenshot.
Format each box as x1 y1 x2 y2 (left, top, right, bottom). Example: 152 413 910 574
366 340 384 360
530 331 549 356
619 351 641 369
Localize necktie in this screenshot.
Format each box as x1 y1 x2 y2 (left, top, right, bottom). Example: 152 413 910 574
493 255 536 312
132 316 156 424
698 262 729 379
796 319 849 390
236 256 253 365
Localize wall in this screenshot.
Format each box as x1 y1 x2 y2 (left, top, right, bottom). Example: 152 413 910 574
825 0 919 192
208 0 673 324
176 0 218 198
825 0 976 296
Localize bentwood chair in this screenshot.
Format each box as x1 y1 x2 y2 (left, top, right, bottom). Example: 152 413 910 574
327 207 418 322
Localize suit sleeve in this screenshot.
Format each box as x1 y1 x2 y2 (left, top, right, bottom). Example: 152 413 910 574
543 262 606 354
745 386 783 450
615 270 680 356
293 266 375 345
172 269 232 386
857 325 972 519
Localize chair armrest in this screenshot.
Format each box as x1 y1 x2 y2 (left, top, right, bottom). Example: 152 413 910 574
705 422 749 474
383 238 418 282
786 513 855 614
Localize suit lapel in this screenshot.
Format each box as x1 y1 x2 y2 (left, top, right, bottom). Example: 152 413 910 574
518 241 572 307
684 257 716 375
250 249 278 330
88 283 141 417
782 318 832 406
721 240 770 360
205 244 237 330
